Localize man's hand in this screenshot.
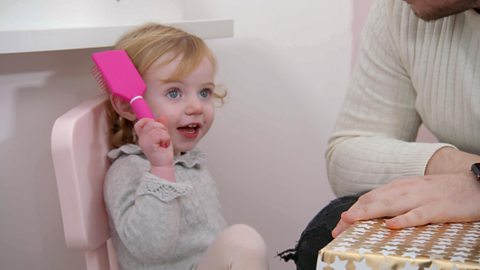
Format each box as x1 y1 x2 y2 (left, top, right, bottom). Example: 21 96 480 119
332 172 480 237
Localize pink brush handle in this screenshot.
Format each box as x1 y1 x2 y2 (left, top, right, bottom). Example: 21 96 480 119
130 96 154 119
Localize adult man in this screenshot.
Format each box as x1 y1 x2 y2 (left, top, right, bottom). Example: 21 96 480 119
280 0 480 269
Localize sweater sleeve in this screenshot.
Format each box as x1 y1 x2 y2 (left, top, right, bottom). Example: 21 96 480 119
326 0 455 197
104 154 192 262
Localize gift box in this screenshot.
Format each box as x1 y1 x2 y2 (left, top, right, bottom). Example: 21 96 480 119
318 219 480 270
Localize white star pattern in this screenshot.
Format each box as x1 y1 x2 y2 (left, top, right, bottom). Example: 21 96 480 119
429 249 446 255
452 251 470 257
429 253 444 260
382 245 398 251
406 247 422 253
362 220 377 224
462 236 477 242
337 242 352 247
388 240 404 245
400 262 419 270
456 246 472 252
353 228 368 233
416 235 431 240
397 231 413 237
316 258 329 270
329 256 348 270
443 232 458 237
411 239 427 244
358 247 372 255
424 262 440 270
437 237 452 241
364 240 381 245
319 219 480 269
370 234 386 239
381 249 396 256
450 256 466 263
352 258 371 270
357 223 373 229
436 241 452 247
332 246 348 253
402 251 418 258
342 237 358 243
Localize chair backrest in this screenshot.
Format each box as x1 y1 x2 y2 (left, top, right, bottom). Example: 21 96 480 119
51 94 118 270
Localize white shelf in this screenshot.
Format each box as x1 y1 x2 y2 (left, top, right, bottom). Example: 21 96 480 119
0 19 233 54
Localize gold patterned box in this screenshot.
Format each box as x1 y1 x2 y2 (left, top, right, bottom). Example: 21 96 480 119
318 219 480 270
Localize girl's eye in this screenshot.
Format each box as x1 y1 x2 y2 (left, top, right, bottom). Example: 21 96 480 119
199 88 212 99
166 88 181 99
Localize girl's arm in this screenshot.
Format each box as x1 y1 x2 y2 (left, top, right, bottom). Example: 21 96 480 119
135 118 175 182
104 155 191 262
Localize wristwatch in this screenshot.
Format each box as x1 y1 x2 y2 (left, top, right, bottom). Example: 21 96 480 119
471 163 480 180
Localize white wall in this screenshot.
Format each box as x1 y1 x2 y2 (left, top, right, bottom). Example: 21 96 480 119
0 1 355 270
0 0 183 30
183 1 351 269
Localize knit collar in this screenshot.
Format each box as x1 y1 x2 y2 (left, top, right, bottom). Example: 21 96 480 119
107 144 205 168
465 9 480 40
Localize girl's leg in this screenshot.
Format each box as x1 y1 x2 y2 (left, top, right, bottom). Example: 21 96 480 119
196 224 269 270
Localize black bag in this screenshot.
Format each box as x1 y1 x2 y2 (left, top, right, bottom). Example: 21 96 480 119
278 196 359 270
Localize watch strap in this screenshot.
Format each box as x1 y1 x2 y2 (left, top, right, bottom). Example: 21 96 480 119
471 163 480 180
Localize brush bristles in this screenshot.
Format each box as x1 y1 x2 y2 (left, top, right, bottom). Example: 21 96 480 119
92 65 109 92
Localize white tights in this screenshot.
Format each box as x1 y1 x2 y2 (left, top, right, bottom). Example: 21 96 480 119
196 224 269 270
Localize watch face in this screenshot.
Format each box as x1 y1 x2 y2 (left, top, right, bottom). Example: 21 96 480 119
472 163 480 179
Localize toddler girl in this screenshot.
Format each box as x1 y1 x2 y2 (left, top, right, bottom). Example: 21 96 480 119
102 23 269 270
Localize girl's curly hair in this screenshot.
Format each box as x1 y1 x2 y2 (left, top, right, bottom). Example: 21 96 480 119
104 23 226 149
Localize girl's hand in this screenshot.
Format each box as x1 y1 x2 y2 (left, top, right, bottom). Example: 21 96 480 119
332 172 480 237
134 117 175 181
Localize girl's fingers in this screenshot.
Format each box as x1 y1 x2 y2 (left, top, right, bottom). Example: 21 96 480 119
159 139 171 148
156 116 168 127
140 120 166 135
143 126 171 149
134 118 151 134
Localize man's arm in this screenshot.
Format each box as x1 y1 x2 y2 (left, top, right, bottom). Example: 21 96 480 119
326 0 454 196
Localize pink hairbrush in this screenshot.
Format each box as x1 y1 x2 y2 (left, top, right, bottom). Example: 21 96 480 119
91 50 154 119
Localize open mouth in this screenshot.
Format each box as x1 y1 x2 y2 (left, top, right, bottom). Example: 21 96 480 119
177 123 201 138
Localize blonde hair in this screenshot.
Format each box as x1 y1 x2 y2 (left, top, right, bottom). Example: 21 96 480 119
105 23 226 148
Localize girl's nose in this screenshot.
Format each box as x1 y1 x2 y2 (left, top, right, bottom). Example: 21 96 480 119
185 97 202 115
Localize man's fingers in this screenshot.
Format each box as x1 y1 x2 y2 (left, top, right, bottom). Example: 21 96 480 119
332 218 352 238
344 197 416 223
385 204 443 229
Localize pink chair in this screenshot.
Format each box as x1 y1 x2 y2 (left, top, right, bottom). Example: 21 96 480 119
51 94 118 270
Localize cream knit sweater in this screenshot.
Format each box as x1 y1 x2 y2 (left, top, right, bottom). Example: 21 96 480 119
326 0 480 196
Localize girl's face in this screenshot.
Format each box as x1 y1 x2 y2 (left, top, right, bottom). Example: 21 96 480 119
143 54 216 155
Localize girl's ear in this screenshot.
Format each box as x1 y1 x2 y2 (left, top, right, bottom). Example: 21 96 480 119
110 95 136 121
